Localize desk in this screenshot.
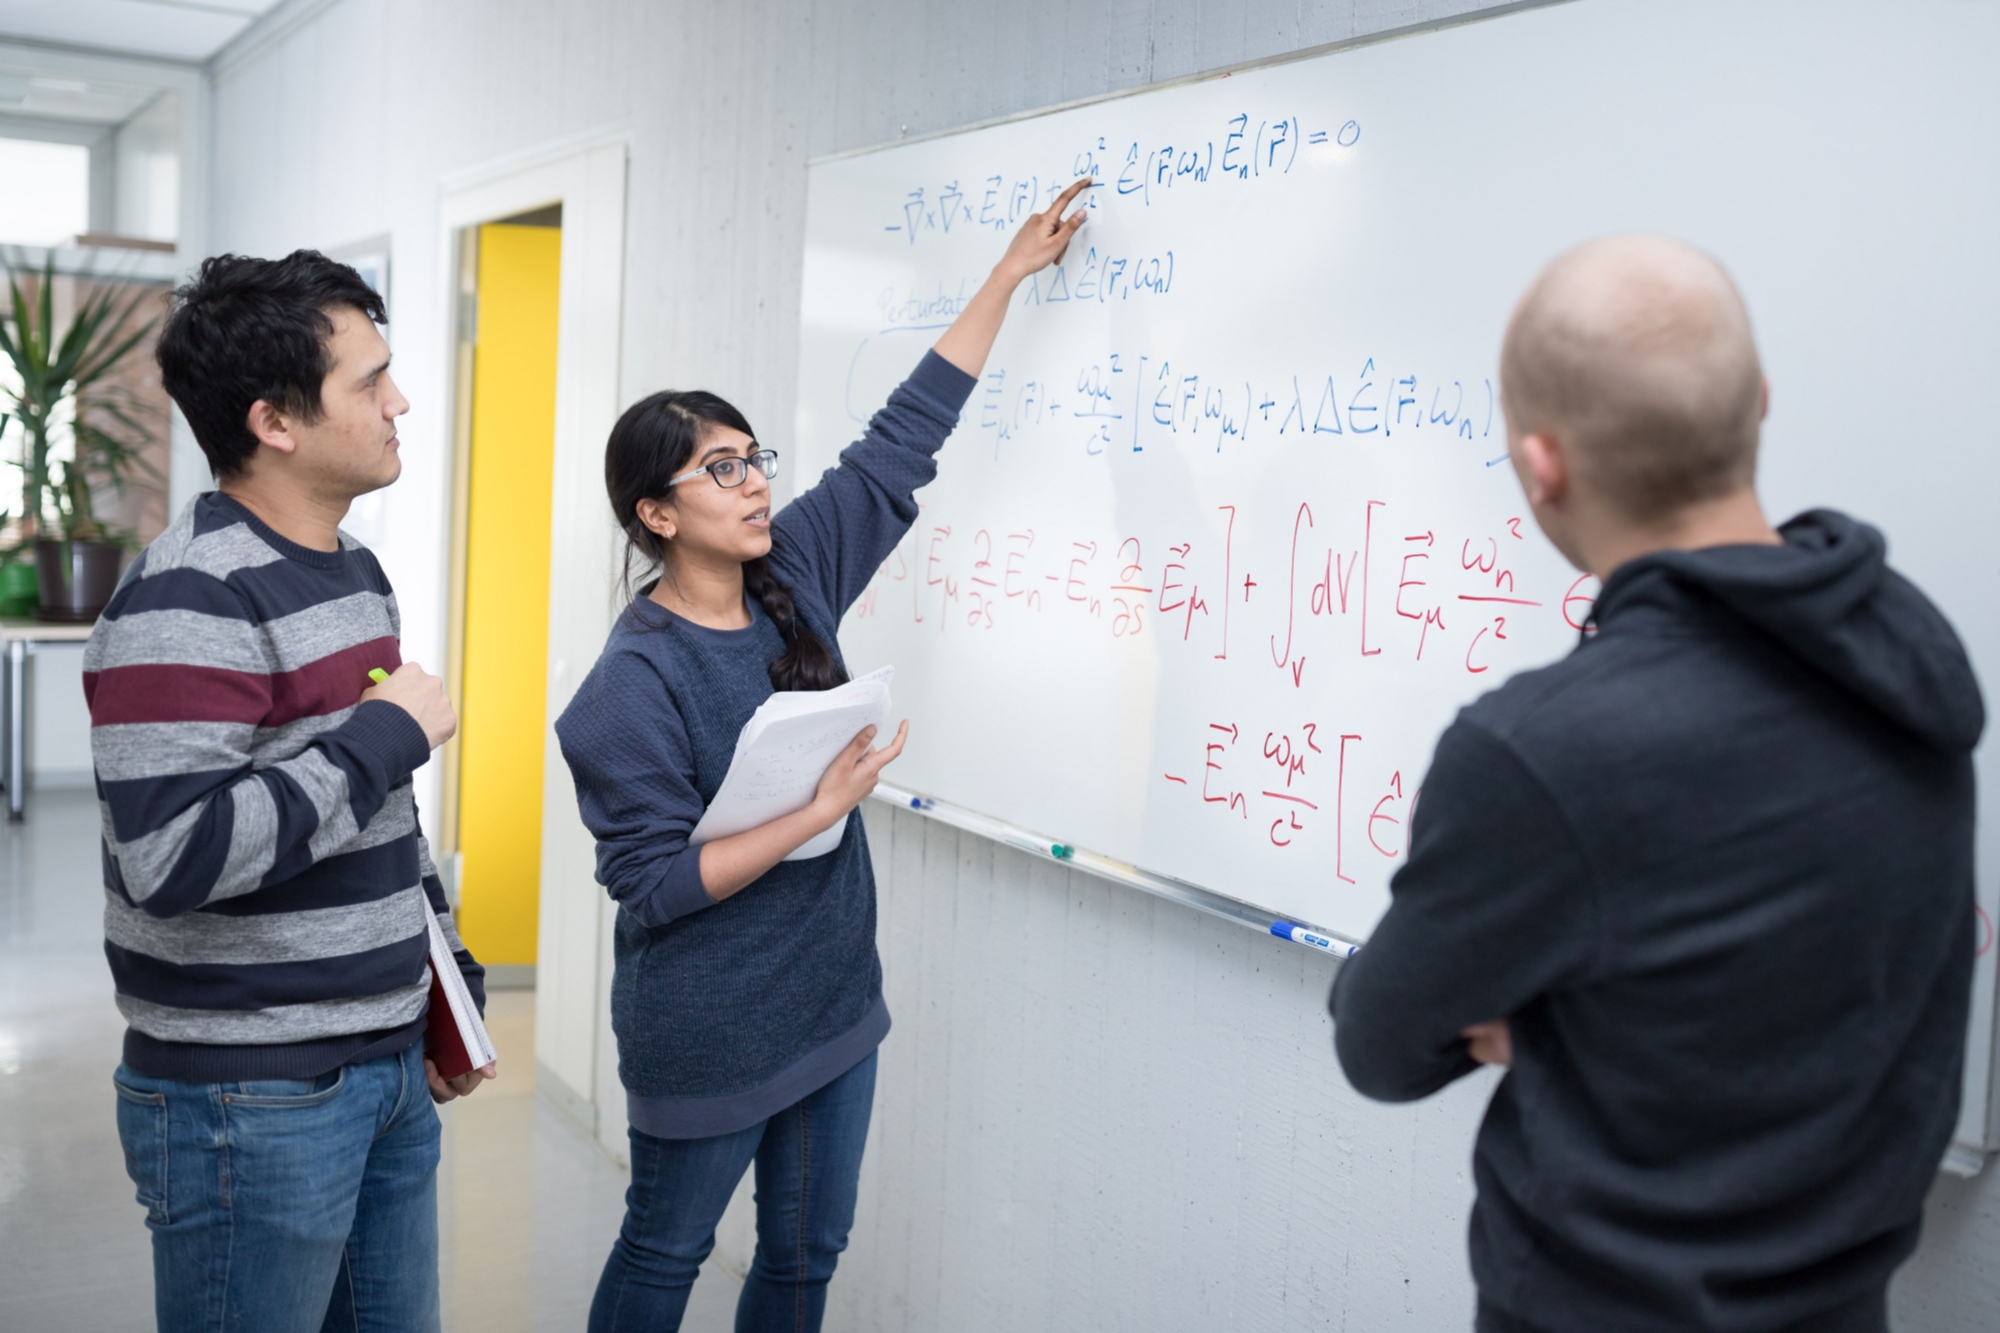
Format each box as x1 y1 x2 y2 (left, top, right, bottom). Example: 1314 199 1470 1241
1 619 97 822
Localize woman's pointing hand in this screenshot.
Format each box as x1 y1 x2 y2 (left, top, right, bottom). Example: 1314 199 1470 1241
995 176 1094 283
934 178 1093 377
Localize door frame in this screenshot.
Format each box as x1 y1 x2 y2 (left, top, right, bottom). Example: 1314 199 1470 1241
436 130 629 1151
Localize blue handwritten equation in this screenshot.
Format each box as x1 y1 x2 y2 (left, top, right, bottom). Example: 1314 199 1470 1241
970 354 1494 459
871 251 1179 325
1019 246 1175 305
880 109 1361 244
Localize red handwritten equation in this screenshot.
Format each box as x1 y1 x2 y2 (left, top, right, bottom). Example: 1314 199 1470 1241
847 496 1597 878
1159 720 1425 882
856 498 1598 686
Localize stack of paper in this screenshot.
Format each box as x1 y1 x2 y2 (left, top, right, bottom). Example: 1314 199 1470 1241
423 899 497 1081
690 666 894 861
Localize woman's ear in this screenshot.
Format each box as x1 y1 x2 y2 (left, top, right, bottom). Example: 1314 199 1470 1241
635 496 676 541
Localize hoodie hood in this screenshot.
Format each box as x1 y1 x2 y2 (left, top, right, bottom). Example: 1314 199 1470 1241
1593 509 1984 753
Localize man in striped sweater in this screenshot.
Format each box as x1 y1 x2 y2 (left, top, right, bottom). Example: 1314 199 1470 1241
90 251 491 1332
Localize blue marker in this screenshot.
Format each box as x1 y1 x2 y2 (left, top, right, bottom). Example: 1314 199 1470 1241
908 796 934 811
1270 920 1358 957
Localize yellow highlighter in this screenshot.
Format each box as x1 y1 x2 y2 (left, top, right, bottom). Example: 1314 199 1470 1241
368 668 390 685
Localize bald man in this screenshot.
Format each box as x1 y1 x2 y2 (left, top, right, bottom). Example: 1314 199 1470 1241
1331 236 1983 1333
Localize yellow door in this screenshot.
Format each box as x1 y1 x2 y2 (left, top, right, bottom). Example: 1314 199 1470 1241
456 222 560 965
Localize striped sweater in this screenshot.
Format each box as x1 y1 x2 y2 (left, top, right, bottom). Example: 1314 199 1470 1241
85 491 483 1082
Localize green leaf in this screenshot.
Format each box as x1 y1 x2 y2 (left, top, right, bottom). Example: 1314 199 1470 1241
35 254 54 372
0 255 170 536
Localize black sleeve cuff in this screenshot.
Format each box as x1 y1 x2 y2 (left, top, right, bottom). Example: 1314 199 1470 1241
346 699 434 780
456 950 488 1017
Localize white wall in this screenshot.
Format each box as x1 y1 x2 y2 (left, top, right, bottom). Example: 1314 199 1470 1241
848 798 1503 1328
204 2 2000 1328
113 91 180 242
26 645 91 789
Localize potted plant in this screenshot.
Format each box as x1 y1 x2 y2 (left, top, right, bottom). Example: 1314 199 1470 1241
0 413 26 617
0 255 162 622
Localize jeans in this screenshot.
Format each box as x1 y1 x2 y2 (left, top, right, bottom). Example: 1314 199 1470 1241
113 1040 441 1333
590 1050 877 1333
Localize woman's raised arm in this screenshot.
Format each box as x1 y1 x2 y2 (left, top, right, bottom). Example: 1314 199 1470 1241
766 177 1094 619
931 177 1093 376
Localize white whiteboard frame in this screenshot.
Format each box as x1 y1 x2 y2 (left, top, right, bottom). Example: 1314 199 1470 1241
872 783 1357 955
828 0 1580 960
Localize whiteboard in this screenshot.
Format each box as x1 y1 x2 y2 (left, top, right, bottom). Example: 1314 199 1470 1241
796 0 2000 1153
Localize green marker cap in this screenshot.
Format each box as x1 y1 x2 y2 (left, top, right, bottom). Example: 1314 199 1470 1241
367 668 390 685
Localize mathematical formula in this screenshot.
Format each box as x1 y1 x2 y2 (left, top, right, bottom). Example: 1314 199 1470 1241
799 74 1583 934
881 110 1362 245
971 353 1496 458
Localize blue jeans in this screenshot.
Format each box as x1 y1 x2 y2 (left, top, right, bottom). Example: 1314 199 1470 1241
590 1051 877 1333
113 1041 441 1333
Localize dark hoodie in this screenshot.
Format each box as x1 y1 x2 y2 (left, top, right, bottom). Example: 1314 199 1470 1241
1331 510 1983 1333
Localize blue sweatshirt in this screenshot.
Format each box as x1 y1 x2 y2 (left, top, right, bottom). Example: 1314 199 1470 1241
1333 511 1983 1333
555 351 975 1139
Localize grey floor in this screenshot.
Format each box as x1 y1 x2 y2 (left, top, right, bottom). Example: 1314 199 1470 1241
0 788 744 1332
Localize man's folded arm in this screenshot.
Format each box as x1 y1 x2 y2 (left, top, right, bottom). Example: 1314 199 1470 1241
1331 718 1602 1102
87 573 432 919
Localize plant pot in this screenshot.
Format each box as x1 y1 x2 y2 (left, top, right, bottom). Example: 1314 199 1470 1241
0 560 37 618
35 539 123 623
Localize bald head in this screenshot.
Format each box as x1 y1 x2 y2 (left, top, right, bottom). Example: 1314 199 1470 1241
1501 236 1764 522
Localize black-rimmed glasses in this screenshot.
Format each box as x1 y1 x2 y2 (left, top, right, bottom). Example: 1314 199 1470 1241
668 449 779 490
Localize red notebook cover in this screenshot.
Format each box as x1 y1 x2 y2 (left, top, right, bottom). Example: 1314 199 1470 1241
424 968 476 1082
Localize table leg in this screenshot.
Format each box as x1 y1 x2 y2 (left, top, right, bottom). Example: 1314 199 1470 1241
8 639 25 822
0 642 9 795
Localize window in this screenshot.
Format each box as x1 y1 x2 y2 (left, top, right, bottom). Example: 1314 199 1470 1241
0 138 90 247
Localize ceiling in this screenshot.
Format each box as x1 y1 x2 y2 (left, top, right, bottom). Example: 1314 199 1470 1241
0 69 164 123
0 0 285 64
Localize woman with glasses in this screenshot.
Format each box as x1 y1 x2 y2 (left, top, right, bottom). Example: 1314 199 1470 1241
555 179 1091 1333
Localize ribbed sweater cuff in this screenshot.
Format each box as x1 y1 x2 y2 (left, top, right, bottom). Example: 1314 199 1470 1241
344 699 433 781
651 847 719 924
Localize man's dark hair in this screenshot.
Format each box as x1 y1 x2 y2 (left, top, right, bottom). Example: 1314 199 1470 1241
155 251 388 479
